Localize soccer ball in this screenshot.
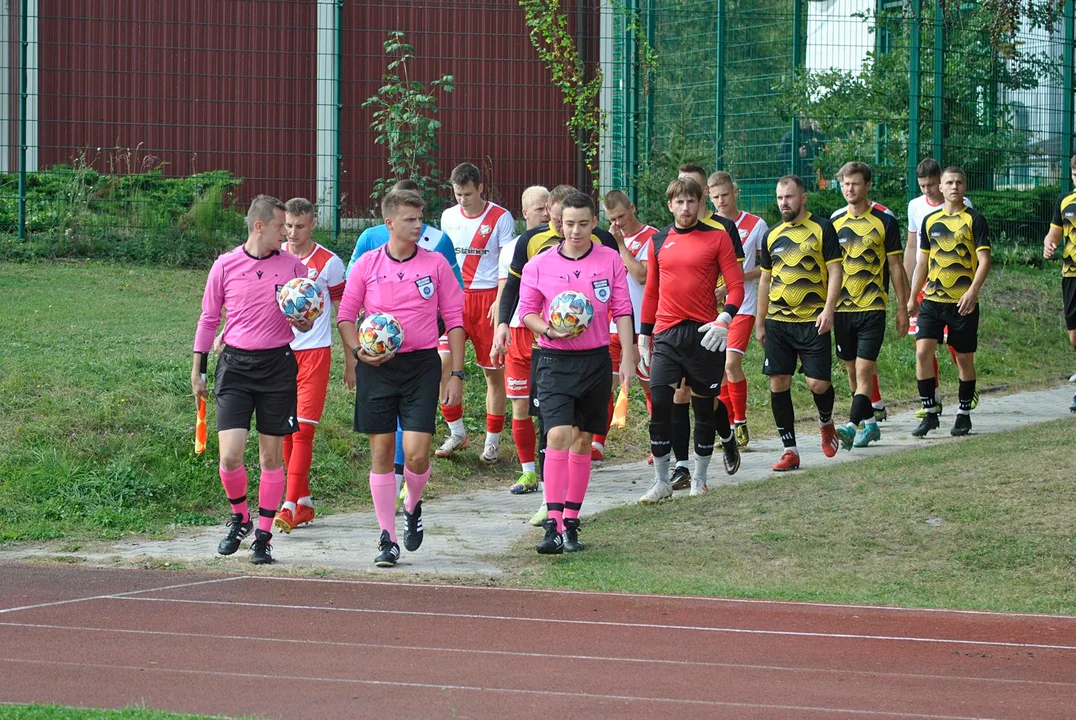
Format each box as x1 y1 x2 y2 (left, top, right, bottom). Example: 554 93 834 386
277 278 324 323
359 312 405 357
548 290 594 337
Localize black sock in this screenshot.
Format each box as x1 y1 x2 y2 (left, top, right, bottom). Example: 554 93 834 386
690 395 716 457
849 393 873 426
714 398 733 441
917 378 937 412
649 384 675 459
958 379 976 413
771 390 796 449
812 386 835 425
671 400 690 462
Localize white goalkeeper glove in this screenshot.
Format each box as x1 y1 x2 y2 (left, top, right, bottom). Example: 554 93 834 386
637 334 652 374
698 312 733 352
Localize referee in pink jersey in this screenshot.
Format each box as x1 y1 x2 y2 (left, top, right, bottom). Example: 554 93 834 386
337 190 466 567
192 195 313 565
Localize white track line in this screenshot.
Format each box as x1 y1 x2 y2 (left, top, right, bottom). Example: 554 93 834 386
108 596 1076 651
0 657 1002 720
3 621 1071 688
0 577 243 615
246 575 1076 620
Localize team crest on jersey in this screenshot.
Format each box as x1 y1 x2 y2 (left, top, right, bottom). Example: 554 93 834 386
416 275 435 300
479 224 492 236
307 267 318 280
592 279 610 303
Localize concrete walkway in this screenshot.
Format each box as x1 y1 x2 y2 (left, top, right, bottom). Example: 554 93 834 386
2 386 1073 576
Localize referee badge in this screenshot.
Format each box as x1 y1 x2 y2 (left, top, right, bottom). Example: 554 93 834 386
592 279 610 303
416 275 435 300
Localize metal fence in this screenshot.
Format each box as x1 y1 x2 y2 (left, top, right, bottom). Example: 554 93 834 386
1 0 1072 258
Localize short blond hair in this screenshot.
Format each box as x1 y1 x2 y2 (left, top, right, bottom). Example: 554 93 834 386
521 185 549 207
381 189 425 219
284 197 314 218
707 171 735 189
603 189 632 210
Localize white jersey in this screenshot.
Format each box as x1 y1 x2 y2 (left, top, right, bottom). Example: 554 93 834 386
499 237 523 328
289 243 346 352
608 224 656 333
733 211 769 317
441 201 515 291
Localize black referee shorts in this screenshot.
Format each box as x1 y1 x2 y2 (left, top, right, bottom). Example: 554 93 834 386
916 299 979 354
834 310 886 362
354 349 441 435
215 345 299 436
649 320 724 397
534 347 612 434
1063 277 1076 331
762 319 832 381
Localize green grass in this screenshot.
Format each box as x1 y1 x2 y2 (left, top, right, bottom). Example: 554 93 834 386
0 706 259 720
502 419 1076 614
0 260 1073 544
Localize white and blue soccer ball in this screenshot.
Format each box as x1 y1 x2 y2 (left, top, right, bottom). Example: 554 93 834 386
359 312 405 356
548 290 594 337
277 277 324 323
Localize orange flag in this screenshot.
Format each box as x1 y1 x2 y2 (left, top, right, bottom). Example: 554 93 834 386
195 397 207 454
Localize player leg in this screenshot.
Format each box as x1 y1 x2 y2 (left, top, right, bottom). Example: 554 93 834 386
851 312 886 447
833 313 861 451
947 304 979 437
532 352 578 554
506 328 539 493
213 348 257 556
1063 277 1076 407
913 301 945 437
764 320 801 471
798 325 838 459
724 314 754 448
468 288 506 465
527 348 549 526
561 350 613 552
275 347 331 533
395 349 443 555
592 332 624 469
436 331 468 457
670 380 693 489
641 327 689 503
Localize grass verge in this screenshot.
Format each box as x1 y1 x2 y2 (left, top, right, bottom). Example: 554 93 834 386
501 419 1076 614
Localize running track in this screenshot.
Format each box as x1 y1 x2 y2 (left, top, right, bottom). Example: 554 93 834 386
0 566 1072 719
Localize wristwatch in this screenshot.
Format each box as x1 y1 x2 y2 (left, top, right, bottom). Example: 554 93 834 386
352 346 361 360
542 327 553 339
450 370 467 381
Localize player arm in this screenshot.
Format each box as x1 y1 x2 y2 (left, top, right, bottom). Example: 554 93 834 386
498 234 531 326
903 230 919 281
517 266 547 335
436 234 464 288
821 222 843 314
639 240 660 335
335 265 367 358
620 244 647 285
966 215 992 299
1045 196 1064 258
717 240 744 317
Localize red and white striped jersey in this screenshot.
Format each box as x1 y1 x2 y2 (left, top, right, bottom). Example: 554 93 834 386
734 211 769 317
441 201 515 291
289 242 346 351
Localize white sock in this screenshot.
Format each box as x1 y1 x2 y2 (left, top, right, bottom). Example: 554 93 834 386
283 501 297 512
297 497 313 508
521 461 536 473
872 401 885 410
786 445 800 456
592 441 604 453
675 459 690 469
863 417 877 426
694 455 711 483
654 455 671 484
395 474 404 496
448 418 466 437
485 431 501 447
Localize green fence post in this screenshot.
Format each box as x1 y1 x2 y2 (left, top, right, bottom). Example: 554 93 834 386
714 0 726 169
333 0 343 238
626 0 638 202
644 0 654 183
1063 0 1074 193
791 0 804 180
931 0 944 163
908 0 921 202
18 0 28 241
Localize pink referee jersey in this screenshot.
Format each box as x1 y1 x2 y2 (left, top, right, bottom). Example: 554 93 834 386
518 243 632 352
441 201 515 291
194 246 306 353
338 245 465 354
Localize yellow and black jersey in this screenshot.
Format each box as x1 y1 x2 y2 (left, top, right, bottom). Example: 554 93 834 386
1050 191 1076 278
705 212 746 262
918 207 990 303
760 212 842 322
830 206 902 312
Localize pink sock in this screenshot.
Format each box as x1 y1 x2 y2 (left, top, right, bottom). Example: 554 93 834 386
543 448 569 532
219 466 249 522
564 450 591 521
370 472 397 542
404 465 431 513
257 466 286 533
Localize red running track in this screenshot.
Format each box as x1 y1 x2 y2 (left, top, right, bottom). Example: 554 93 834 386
0 565 1073 719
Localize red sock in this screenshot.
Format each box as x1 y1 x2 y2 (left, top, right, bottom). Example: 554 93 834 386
948 344 958 365
604 394 615 435
564 450 591 521
718 382 732 414
512 418 536 464
283 434 293 472
543 448 569 533
441 403 463 423
933 356 940 388
871 375 882 405
285 423 315 504
644 391 652 416
486 413 505 434
257 466 285 533
219 466 249 522
728 379 748 424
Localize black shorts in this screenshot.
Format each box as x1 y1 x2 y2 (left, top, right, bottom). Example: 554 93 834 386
1064 277 1076 331
354 349 441 435
763 319 833 381
534 348 612 434
916 299 979 354
834 310 886 362
649 321 725 397
215 345 299 436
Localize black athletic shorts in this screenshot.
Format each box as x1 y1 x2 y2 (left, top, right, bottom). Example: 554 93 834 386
916 299 979 354
215 345 299 436
1063 277 1076 331
649 320 724 397
834 310 886 362
534 347 612 435
354 348 441 435
762 319 832 381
